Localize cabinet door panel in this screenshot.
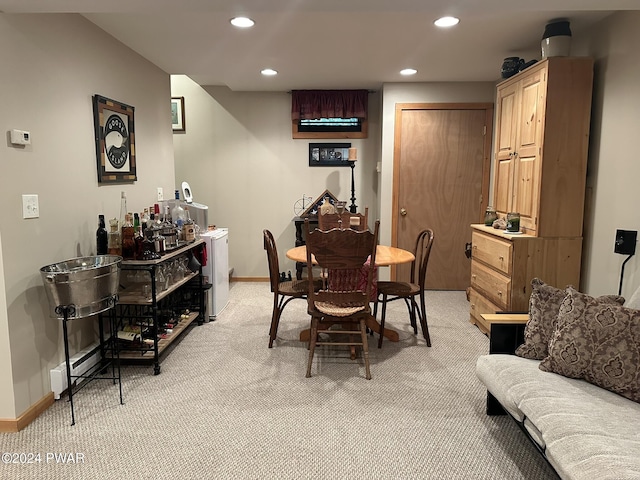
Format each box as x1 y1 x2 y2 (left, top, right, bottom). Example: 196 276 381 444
513 154 539 231
496 84 518 155
494 157 513 214
518 75 544 148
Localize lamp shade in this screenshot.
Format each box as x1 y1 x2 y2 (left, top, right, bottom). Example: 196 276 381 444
348 148 358 161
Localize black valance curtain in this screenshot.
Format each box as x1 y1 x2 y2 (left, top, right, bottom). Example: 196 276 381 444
291 89 368 120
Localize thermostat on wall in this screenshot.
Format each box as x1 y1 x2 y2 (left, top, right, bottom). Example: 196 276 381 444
11 129 31 145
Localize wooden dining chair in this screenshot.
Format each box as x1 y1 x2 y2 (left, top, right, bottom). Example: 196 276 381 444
373 229 434 348
263 229 321 348
304 219 380 379
318 207 369 231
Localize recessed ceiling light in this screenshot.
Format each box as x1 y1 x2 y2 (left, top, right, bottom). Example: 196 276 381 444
400 68 417 76
261 68 278 76
230 17 255 28
434 16 459 27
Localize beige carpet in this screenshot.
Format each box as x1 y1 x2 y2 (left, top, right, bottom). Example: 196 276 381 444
1 282 557 479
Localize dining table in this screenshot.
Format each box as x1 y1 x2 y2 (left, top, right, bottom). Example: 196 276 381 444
286 244 415 343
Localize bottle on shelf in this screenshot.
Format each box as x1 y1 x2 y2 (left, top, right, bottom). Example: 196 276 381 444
171 190 186 231
154 204 162 226
182 208 196 242
119 191 128 239
96 214 108 255
134 224 145 260
107 218 121 256
121 213 136 259
140 208 150 233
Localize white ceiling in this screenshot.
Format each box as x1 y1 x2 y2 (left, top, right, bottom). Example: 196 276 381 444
2 0 640 91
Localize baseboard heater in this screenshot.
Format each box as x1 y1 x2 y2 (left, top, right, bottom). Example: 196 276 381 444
50 342 101 400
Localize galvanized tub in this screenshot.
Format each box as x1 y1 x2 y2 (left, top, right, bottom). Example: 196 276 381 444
40 255 122 319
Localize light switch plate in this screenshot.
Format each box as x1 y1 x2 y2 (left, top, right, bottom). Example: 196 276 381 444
22 194 39 218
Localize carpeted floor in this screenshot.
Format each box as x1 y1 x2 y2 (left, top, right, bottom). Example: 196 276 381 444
0 282 558 479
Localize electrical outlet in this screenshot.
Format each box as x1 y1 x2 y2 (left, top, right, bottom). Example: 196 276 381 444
157 187 164 202
22 194 39 219
614 229 637 255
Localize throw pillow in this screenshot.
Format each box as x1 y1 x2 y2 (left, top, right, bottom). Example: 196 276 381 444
515 278 625 360
515 278 567 360
539 287 640 403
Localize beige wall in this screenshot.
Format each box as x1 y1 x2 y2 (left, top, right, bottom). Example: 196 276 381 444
573 11 640 298
171 77 381 279
0 14 176 418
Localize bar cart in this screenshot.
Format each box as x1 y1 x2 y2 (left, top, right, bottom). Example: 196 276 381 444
115 239 206 375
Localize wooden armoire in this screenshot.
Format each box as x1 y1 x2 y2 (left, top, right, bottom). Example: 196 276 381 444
469 57 594 334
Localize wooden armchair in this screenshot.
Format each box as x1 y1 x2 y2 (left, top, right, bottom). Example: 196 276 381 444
304 219 380 379
318 207 369 231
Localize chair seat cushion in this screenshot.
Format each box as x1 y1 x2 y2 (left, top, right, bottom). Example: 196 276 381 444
377 281 419 297
315 302 365 317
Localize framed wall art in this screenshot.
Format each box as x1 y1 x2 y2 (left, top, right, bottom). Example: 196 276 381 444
171 96 186 132
309 143 352 167
93 94 137 184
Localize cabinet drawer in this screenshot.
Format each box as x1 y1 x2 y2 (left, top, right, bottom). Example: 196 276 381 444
468 288 503 334
469 287 502 320
471 231 513 275
470 261 511 309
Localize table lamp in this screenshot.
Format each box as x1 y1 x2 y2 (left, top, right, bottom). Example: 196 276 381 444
348 147 358 213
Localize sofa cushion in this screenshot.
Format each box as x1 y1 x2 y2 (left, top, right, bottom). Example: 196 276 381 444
515 278 567 360
515 279 624 361
539 287 640 403
476 354 640 479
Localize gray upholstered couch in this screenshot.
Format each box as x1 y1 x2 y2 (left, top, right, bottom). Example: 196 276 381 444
476 322 640 480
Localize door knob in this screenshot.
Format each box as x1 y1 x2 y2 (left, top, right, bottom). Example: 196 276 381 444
400 208 407 216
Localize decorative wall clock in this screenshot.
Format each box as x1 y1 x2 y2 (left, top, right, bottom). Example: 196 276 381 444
93 94 137 184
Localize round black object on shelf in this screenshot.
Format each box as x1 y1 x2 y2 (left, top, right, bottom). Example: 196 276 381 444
501 57 524 79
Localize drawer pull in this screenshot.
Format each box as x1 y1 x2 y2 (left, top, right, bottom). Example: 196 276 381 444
497 291 503 296
498 256 504 260
472 274 477 279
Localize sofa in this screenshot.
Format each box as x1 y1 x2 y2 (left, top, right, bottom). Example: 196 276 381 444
475 279 640 480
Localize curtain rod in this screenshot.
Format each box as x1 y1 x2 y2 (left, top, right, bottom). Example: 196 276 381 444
287 90 377 94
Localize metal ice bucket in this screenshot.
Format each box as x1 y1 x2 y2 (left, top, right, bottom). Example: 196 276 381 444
40 255 122 319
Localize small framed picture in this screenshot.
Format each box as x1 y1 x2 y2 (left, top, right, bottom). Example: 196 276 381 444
92 94 136 184
171 97 186 132
309 143 351 167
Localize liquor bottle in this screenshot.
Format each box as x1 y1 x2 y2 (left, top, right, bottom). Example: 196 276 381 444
107 218 121 255
133 212 140 231
96 214 108 255
140 208 150 233
182 208 196 242
154 204 162 225
134 225 145 260
171 190 186 230
121 213 136 259
119 192 128 240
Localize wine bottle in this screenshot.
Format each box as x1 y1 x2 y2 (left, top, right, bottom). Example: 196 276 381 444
96 214 108 255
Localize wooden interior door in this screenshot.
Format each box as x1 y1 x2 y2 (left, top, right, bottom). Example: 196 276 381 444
393 104 493 290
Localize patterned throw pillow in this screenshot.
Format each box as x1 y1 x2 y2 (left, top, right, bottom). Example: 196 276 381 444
515 278 568 360
539 287 640 403
515 279 625 360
